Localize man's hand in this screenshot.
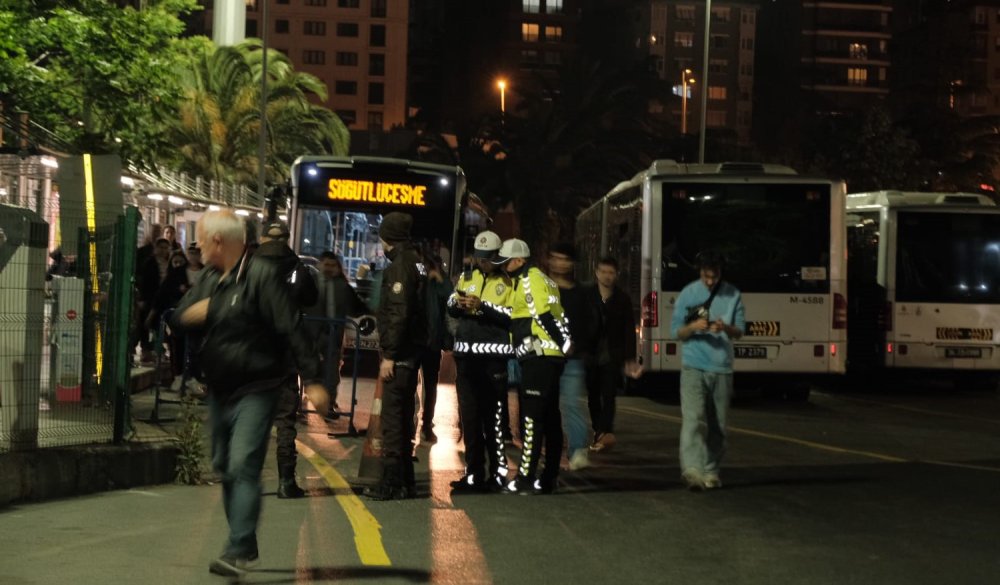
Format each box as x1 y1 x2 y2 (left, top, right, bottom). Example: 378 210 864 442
379 358 395 382
304 383 329 416
690 317 710 332
178 298 210 327
462 295 482 312
709 318 725 333
624 360 643 379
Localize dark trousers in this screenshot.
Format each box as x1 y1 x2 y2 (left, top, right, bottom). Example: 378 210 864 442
273 378 301 478
168 331 186 378
455 356 509 480
587 361 620 435
209 389 280 558
516 357 564 484
419 348 442 429
381 363 419 463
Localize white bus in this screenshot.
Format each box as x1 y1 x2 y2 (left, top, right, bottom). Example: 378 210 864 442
577 161 847 397
846 190 1000 389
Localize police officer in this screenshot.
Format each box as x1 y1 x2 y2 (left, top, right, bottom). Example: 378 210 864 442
363 212 428 500
495 238 571 495
447 230 514 492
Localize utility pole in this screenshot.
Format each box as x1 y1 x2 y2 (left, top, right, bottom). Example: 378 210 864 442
257 0 269 204
698 0 712 164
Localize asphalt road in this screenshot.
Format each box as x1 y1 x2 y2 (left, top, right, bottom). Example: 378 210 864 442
1 374 998 585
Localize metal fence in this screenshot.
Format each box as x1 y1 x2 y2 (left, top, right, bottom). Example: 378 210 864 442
0 198 137 452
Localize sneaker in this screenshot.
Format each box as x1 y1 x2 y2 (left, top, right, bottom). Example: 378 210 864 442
449 474 485 493
502 477 539 496
702 473 723 490
568 449 591 471
209 555 251 577
421 426 438 444
682 468 706 492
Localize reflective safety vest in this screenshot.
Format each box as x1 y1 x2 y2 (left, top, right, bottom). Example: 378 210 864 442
447 268 514 357
509 265 571 360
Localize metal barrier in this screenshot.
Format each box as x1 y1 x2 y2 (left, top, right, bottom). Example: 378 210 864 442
304 315 363 437
141 309 186 424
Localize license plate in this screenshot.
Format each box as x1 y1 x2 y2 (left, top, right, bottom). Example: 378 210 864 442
345 338 379 350
945 347 982 359
735 345 768 359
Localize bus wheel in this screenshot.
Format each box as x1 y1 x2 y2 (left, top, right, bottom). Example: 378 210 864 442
956 373 1000 393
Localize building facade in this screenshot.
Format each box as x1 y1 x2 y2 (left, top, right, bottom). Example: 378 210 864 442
197 0 409 131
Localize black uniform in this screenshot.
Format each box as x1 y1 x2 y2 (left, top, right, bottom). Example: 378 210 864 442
368 233 428 500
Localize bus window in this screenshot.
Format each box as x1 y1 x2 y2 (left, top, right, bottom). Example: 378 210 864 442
661 182 831 293
895 211 1000 304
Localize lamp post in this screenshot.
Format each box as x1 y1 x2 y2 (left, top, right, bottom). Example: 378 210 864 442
681 69 695 134
698 0 712 163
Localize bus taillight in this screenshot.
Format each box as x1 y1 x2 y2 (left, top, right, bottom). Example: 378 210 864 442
641 291 658 328
833 293 847 329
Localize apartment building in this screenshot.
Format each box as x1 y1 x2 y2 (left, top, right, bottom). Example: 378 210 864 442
197 0 409 131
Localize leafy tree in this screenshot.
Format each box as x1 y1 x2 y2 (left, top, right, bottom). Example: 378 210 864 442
168 39 350 188
0 0 201 166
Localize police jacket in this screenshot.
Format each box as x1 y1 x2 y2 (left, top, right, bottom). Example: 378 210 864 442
376 242 428 363
508 263 571 360
447 268 514 357
171 252 322 399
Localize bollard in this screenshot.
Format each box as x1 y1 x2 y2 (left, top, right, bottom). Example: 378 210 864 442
356 374 386 485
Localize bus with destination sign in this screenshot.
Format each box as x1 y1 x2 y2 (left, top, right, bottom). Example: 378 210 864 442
846 190 1000 389
577 161 847 399
288 156 485 356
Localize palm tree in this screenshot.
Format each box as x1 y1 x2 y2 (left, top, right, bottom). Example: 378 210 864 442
168 38 349 188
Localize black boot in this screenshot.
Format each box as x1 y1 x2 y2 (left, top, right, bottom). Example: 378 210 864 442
400 457 417 498
363 458 408 501
277 469 306 499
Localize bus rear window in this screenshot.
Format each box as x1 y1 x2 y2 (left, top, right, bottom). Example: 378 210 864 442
661 182 832 293
896 211 1000 304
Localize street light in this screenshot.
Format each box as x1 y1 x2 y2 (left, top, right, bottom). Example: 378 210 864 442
681 69 695 135
496 79 507 114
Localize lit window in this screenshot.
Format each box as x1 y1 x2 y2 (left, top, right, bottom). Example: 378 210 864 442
545 25 563 42
523 0 540 14
708 86 727 100
546 0 563 14
849 43 868 60
522 23 540 42
848 67 868 86
675 32 694 47
711 7 730 22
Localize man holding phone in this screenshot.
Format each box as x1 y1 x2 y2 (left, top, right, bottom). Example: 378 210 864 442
670 250 745 492
446 230 514 492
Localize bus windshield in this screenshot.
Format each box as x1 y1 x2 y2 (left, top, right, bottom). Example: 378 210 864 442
291 159 462 281
661 182 832 293
896 210 1000 304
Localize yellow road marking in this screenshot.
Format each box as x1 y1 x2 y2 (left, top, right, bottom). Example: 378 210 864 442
617 404 1000 473
295 439 392 566
814 391 1000 426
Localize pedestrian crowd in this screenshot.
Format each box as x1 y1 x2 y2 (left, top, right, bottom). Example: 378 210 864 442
146 208 744 578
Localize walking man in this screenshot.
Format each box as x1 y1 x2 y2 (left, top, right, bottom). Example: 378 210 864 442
586 257 642 452
669 250 745 491
363 212 428 500
173 210 328 577
546 242 600 471
448 230 513 492
496 239 571 494
256 222 319 500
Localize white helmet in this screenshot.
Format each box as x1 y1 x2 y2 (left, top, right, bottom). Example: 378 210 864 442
493 238 531 263
473 230 503 258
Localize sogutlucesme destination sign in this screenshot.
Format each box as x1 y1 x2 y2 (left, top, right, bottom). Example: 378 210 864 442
327 179 427 206
296 163 456 210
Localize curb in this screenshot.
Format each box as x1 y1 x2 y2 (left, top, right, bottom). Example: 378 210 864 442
0 441 180 507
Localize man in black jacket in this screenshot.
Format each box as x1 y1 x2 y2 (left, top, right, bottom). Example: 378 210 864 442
173 211 328 577
256 222 319 500
587 257 642 453
363 212 428 500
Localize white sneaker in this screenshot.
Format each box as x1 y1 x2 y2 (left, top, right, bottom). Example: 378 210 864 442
569 449 591 471
702 473 722 489
681 468 705 492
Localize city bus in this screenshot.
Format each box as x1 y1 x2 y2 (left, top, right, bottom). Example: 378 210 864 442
287 156 483 358
846 190 1000 390
577 161 847 398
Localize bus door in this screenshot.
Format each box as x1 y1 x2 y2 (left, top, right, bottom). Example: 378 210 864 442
889 209 1000 372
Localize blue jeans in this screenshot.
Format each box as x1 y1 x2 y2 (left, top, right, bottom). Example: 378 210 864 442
679 367 734 475
559 358 588 454
209 389 280 558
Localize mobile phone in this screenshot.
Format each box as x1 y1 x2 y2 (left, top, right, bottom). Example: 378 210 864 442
456 290 468 297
